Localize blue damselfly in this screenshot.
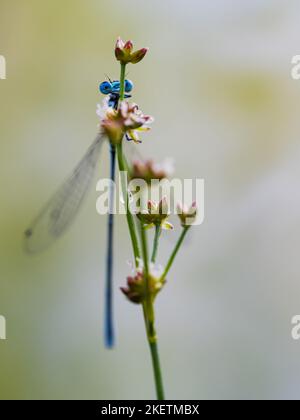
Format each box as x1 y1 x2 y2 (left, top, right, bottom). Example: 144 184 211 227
24 79 134 348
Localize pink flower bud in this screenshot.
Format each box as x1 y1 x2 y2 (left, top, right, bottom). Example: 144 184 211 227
130 48 149 64
124 40 133 52
121 264 166 304
137 199 173 230
115 36 125 50
114 38 148 65
131 158 174 184
177 202 198 227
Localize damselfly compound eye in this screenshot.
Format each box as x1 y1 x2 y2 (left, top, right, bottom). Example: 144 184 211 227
125 79 134 93
99 81 112 95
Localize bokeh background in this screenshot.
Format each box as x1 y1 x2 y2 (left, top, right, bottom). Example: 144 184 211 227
1 0 300 400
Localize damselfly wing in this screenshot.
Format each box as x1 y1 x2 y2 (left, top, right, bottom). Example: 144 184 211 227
24 133 105 253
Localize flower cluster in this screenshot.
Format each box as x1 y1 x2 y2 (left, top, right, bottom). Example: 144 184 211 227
98 100 153 145
115 37 148 65
137 198 173 231
130 158 174 183
177 202 198 227
121 261 165 304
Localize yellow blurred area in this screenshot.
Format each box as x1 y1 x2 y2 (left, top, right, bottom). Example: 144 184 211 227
1 0 300 399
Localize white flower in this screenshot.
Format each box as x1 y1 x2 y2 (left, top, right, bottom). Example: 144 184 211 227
122 260 165 304
97 100 154 145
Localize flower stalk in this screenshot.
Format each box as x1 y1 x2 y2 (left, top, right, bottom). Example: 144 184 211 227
151 225 161 263
113 59 143 266
119 63 126 102
140 222 165 400
160 226 190 282
116 142 141 265
149 340 165 400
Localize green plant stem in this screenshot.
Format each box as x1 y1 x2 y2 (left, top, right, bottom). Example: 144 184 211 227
142 302 164 400
140 223 152 322
116 142 141 264
140 224 165 400
151 224 161 263
140 222 149 277
116 63 141 264
118 60 164 400
149 340 164 400
142 304 165 400
119 63 126 102
160 226 190 281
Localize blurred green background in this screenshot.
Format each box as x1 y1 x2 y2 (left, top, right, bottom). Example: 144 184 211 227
1 0 300 400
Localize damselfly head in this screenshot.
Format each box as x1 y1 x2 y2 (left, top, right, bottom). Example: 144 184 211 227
99 79 134 95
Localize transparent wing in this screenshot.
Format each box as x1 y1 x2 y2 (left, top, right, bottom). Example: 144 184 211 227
123 138 144 161
24 133 105 253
